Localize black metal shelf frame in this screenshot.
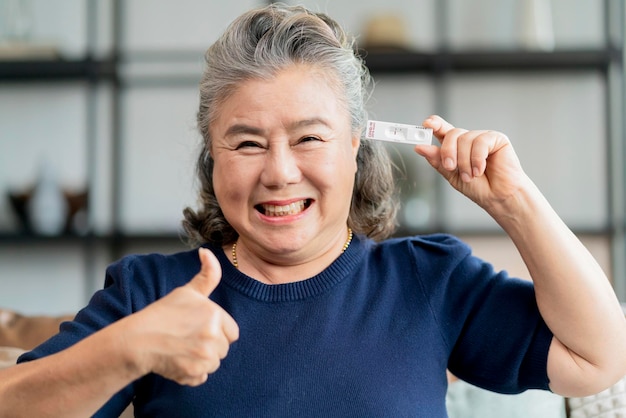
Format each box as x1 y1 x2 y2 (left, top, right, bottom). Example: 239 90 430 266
0 48 620 82
0 58 116 82
0 47 621 248
0 0 623 299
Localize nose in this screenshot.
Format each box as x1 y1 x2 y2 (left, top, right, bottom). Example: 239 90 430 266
260 144 302 188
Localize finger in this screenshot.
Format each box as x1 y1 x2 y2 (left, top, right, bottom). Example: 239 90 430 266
202 326 231 360
414 144 442 171
468 132 492 178
187 248 222 296
422 115 457 141
222 312 240 344
205 308 239 351
423 115 470 172
178 369 211 387
414 145 463 186
438 127 473 174
185 373 209 387
456 130 487 182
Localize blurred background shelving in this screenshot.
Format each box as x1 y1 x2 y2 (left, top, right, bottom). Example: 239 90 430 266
0 0 624 314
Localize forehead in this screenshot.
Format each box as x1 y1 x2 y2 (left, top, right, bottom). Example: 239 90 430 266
211 64 349 132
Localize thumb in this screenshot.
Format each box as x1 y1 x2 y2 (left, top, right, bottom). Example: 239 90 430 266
414 144 442 171
187 248 222 296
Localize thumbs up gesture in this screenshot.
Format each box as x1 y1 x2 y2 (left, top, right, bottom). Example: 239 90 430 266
121 248 239 386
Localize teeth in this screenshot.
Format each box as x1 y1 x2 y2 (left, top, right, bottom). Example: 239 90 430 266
262 200 306 217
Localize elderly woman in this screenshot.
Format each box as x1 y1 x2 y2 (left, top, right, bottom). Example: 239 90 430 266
1 4 625 417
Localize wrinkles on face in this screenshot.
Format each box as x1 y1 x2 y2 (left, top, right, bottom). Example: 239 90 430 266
208 64 359 265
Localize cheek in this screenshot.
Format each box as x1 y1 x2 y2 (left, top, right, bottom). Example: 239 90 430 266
308 152 356 192
212 159 248 206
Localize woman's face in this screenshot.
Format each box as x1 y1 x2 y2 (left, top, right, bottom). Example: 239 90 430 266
209 64 360 264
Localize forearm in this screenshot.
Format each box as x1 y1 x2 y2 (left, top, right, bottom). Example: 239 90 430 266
492 178 626 393
0 322 142 418
417 115 626 392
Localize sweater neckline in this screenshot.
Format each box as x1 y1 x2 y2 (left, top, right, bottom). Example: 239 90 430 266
208 234 365 302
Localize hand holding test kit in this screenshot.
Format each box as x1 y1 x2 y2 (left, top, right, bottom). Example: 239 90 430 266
365 120 432 145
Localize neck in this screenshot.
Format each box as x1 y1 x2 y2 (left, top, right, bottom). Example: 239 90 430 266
228 227 353 285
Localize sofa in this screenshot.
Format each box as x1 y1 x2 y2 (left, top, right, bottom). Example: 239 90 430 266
0 308 73 369
1 308 624 417
0 308 134 416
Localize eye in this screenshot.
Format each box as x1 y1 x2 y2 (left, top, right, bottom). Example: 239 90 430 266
236 140 263 150
298 136 322 144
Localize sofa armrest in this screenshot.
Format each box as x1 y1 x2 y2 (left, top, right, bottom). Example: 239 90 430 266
0 346 26 370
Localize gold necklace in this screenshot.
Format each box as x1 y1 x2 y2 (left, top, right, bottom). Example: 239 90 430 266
231 227 353 269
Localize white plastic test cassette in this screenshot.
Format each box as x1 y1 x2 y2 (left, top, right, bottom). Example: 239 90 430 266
365 120 432 145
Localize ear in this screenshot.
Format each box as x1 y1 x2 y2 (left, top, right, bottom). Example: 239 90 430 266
351 134 360 154
350 134 361 175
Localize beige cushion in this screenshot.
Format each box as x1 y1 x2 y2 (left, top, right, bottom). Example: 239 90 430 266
0 309 73 350
0 346 26 369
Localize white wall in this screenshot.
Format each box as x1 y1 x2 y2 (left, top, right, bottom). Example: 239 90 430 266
0 0 261 314
0 0 617 314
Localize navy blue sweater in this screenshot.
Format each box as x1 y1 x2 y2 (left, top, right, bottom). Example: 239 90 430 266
20 233 552 417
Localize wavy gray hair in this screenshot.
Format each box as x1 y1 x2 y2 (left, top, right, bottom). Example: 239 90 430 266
183 3 398 246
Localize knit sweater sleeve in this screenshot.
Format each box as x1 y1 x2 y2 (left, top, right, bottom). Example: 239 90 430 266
16 249 200 416
410 234 553 394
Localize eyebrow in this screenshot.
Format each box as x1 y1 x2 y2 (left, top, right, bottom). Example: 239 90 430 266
223 118 332 138
288 118 332 130
223 124 264 138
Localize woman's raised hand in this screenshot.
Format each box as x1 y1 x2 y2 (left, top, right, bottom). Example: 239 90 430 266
415 115 530 216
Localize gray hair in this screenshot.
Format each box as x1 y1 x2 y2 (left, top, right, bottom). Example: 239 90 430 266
183 3 398 246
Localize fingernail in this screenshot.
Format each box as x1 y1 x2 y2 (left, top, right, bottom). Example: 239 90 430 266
444 158 455 170
473 167 481 177
461 172 472 183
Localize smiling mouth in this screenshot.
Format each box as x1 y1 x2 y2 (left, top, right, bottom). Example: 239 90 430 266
256 199 312 217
